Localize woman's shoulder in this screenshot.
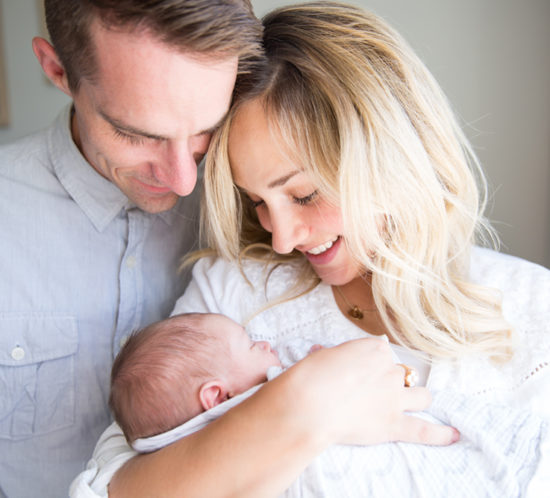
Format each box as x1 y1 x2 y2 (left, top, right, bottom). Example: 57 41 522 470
432 248 550 411
471 246 549 282
189 255 302 292
470 247 550 321
174 256 303 322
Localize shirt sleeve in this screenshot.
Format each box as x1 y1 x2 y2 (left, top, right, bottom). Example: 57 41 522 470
172 256 255 324
172 256 223 314
69 423 136 498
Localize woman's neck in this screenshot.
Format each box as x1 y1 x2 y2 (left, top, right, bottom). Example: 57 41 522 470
332 275 395 341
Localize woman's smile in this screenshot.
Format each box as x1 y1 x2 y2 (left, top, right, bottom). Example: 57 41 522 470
303 236 341 264
305 236 339 256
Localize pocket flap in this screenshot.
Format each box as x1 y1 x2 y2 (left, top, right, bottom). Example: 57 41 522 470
0 313 78 366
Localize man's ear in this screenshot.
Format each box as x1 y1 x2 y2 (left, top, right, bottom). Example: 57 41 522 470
32 37 72 97
199 380 230 411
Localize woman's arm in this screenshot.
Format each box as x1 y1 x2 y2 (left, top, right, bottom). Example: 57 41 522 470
106 258 457 496
109 338 457 498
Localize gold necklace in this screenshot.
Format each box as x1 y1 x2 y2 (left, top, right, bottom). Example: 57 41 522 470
334 285 377 320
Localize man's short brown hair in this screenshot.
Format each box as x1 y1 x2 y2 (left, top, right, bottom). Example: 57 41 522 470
44 0 263 91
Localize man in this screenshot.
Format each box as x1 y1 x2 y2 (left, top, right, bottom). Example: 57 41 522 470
0 1 261 496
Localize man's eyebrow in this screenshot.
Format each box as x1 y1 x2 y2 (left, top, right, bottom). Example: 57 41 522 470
268 171 299 189
100 110 167 140
99 110 228 140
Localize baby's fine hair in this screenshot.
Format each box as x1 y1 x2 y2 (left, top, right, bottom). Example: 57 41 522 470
202 1 512 360
109 313 220 443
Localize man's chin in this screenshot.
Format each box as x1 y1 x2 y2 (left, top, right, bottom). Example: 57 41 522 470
131 193 179 214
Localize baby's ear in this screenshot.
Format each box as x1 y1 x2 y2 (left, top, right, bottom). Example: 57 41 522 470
199 380 229 410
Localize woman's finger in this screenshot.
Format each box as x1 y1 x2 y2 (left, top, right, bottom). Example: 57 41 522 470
392 412 460 446
395 363 419 387
400 386 432 412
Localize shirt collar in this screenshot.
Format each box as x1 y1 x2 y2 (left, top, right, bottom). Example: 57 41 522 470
48 105 177 231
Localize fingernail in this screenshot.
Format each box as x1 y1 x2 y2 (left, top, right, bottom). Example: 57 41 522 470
451 428 460 443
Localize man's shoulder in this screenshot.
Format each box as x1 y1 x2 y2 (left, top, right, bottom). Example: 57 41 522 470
0 127 49 158
0 108 70 176
0 126 54 180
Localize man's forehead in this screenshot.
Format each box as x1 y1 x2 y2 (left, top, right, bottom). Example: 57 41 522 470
79 33 237 137
89 17 239 69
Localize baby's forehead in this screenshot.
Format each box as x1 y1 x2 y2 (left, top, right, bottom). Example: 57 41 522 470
199 314 248 340
168 313 231 342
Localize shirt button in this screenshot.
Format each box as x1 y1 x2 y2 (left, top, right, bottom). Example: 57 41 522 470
119 336 129 348
11 346 25 361
126 256 137 268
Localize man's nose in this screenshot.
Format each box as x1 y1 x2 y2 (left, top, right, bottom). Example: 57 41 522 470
155 140 204 196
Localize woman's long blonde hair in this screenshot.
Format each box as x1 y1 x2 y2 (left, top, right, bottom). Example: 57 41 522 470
201 1 513 360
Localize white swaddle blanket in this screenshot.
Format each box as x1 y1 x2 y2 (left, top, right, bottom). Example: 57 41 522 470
133 338 547 498
132 370 276 453
285 390 546 498
134 383 546 497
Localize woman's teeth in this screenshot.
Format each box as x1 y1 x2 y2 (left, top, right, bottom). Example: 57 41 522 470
308 237 338 255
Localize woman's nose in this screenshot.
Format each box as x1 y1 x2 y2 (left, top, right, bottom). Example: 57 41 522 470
269 209 308 255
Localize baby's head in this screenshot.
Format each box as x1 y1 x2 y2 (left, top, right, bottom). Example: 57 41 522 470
109 312 280 443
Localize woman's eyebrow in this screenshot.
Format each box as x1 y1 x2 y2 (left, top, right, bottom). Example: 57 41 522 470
267 171 299 189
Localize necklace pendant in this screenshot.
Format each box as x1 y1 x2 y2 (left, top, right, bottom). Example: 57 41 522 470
348 306 364 320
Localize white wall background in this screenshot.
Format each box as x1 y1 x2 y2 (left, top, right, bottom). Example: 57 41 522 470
1 0 549 268
0 1 71 142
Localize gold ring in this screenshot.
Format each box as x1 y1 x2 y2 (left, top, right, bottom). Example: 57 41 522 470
397 363 418 387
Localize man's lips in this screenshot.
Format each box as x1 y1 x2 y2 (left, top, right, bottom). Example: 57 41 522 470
133 178 172 194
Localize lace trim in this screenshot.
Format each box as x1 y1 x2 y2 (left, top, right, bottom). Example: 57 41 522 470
473 360 550 396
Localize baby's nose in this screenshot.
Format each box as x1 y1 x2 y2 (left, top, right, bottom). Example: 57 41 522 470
257 341 271 352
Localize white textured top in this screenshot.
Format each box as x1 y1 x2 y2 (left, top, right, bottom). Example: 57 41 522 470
70 247 550 497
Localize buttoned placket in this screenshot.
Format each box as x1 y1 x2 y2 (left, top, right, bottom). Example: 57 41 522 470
113 208 151 356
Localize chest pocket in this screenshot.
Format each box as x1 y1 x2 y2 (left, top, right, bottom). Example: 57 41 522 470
0 313 77 440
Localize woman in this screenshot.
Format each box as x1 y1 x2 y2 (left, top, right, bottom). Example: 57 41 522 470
73 3 550 497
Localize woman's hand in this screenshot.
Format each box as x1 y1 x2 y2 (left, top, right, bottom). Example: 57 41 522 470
288 337 459 447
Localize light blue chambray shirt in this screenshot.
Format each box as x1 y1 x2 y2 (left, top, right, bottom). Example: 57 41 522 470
0 106 201 497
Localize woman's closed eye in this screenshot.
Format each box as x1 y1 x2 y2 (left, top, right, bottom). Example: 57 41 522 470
247 190 319 209
249 197 264 209
293 190 318 206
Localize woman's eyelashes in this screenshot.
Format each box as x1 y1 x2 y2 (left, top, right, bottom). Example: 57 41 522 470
249 198 264 209
247 190 319 209
293 190 319 206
